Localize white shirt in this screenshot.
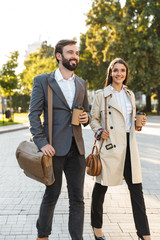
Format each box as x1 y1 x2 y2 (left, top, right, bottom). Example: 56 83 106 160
55 68 76 109
111 85 132 132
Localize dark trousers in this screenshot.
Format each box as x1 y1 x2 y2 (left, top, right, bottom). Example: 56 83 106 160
37 138 86 239
91 133 150 236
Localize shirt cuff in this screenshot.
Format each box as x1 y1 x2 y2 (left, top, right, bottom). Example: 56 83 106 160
94 128 103 140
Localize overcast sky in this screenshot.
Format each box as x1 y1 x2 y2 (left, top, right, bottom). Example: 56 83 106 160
0 0 125 71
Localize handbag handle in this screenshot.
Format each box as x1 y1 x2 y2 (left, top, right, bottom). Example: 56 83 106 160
48 85 53 146
92 140 99 154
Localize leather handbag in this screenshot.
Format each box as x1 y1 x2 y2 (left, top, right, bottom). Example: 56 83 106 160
86 96 108 176
16 85 55 186
86 139 102 176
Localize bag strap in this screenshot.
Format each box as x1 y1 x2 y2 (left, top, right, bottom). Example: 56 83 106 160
104 96 107 130
99 96 107 149
92 140 97 154
92 96 108 152
48 85 53 146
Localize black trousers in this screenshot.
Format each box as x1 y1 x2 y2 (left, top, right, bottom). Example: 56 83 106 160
37 138 86 239
91 133 150 236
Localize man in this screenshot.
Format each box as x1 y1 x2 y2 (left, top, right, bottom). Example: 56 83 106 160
29 39 90 240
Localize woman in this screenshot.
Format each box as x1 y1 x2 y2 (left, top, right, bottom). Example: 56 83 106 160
90 58 151 240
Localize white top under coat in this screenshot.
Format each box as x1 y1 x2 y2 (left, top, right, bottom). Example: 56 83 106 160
55 68 76 109
111 85 132 132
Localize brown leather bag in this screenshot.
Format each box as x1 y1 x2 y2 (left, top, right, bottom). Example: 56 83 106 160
86 96 107 176
86 140 102 176
16 85 55 186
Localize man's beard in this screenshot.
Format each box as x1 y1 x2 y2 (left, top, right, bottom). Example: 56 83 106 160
62 54 79 71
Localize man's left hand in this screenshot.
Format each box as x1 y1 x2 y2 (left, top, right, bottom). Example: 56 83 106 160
79 112 88 124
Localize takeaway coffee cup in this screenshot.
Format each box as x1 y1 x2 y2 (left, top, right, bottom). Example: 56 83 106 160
72 106 84 125
136 112 146 128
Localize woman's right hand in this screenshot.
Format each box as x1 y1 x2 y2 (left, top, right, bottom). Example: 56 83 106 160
101 129 110 140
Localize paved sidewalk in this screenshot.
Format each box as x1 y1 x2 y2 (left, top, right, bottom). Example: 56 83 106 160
0 116 160 240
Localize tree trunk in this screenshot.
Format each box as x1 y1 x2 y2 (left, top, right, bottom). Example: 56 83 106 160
9 92 12 111
145 95 151 113
9 92 13 121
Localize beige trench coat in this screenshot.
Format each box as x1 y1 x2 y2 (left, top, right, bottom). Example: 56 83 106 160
90 85 142 186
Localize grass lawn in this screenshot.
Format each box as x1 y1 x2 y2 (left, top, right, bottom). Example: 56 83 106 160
0 113 29 126
0 121 19 126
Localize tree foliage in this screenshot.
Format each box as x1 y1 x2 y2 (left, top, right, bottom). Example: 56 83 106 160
12 92 30 112
0 51 19 95
77 0 123 89
77 0 160 112
123 0 160 95
20 41 57 94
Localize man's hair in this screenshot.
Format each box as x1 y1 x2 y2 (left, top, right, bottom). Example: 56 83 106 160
55 39 77 63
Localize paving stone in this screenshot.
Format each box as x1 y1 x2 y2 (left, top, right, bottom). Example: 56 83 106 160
0 117 160 239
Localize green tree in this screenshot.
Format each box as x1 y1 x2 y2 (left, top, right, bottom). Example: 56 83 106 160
123 0 160 112
20 41 57 94
12 92 30 112
75 33 102 89
77 0 124 89
0 51 19 116
39 40 55 58
78 0 160 113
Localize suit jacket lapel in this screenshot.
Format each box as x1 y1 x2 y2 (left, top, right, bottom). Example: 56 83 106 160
72 76 83 108
48 71 70 109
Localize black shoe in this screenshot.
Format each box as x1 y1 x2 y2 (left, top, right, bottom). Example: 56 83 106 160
94 235 106 240
92 227 106 240
137 233 145 240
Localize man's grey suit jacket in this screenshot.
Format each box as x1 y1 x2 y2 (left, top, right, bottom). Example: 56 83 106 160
28 70 90 156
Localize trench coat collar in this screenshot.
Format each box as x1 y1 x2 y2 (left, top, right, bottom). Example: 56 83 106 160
103 85 121 112
103 84 132 97
103 84 133 113
123 85 134 108
48 70 83 109
123 85 132 96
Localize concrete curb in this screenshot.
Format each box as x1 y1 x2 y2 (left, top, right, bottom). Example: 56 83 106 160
0 124 29 134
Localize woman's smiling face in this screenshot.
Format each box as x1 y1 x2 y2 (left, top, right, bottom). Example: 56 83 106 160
111 63 127 86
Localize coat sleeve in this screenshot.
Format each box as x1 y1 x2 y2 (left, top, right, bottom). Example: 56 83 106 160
28 75 49 150
90 91 103 133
